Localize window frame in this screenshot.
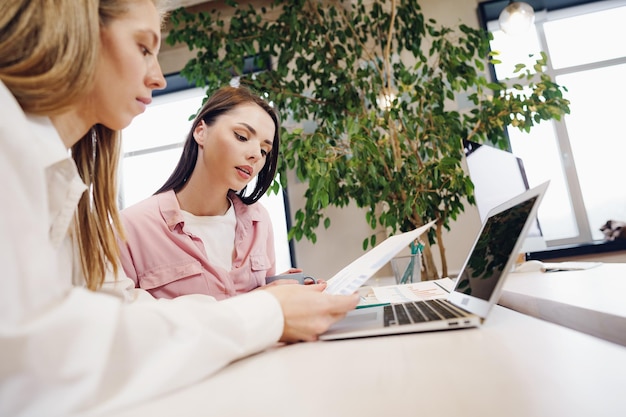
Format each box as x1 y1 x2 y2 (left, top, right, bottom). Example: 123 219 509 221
478 0 626 252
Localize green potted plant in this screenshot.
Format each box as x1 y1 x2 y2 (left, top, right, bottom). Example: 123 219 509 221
166 0 570 279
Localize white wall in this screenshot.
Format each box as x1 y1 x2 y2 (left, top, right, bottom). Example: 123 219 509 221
158 0 484 279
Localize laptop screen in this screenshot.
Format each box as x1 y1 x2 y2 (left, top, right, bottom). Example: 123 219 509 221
454 195 538 301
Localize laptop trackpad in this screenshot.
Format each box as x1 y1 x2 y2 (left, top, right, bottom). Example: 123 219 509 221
326 307 382 332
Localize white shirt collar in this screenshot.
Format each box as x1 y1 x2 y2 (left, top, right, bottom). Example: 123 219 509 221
25 114 87 249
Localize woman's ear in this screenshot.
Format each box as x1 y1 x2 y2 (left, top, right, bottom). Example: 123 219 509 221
193 120 206 146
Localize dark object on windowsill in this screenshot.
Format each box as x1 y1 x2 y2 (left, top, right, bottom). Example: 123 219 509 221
599 219 626 241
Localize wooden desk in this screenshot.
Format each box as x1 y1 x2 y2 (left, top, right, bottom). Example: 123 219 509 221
500 263 626 346
108 306 626 417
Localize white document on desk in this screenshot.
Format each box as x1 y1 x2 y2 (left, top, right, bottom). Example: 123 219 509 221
371 278 455 304
324 221 435 295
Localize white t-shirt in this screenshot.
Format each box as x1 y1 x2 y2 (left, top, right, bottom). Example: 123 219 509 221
181 202 236 272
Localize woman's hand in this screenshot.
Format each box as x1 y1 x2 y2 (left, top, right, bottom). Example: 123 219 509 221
279 267 303 275
264 283 360 343
264 268 319 285
279 268 325 285
263 278 300 287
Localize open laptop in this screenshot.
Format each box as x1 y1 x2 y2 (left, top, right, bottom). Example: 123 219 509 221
320 181 549 340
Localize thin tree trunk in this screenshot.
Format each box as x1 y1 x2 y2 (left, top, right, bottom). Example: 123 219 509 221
420 243 440 281
435 221 448 278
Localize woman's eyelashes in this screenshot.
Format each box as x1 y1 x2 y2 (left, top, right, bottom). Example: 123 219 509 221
140 44 152 56
137 30 160 57
234 131 248 142
234 130 270 157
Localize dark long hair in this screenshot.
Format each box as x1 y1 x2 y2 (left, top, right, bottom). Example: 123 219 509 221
155 85 280 204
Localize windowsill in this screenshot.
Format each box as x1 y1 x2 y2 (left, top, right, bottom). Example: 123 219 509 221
527 239 626 261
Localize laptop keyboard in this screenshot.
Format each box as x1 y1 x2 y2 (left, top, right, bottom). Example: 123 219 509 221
383 299 470 327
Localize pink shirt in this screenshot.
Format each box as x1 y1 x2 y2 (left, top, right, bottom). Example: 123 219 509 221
118 190 276 300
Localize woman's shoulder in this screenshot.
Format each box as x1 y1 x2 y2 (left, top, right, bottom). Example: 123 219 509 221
122 194 158 216
121 191 178 222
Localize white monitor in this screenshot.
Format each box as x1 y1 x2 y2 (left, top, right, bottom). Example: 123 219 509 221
464 141 546 253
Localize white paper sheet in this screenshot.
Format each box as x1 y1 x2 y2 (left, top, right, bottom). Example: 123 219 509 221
371 278 455 304
324 221 436 295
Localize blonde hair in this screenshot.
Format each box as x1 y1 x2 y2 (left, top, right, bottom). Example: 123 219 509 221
0 0 99 114
1 0 169 290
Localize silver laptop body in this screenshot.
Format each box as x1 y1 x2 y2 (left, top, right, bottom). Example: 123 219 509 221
320 181 549 341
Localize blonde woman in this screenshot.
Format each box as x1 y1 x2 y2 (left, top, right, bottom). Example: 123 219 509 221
0 1 359 416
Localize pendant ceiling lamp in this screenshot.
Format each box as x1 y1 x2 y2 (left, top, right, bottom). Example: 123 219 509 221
499 1 536 35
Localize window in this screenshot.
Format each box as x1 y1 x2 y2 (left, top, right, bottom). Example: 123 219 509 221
119 86 294 273
482 0 626 246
